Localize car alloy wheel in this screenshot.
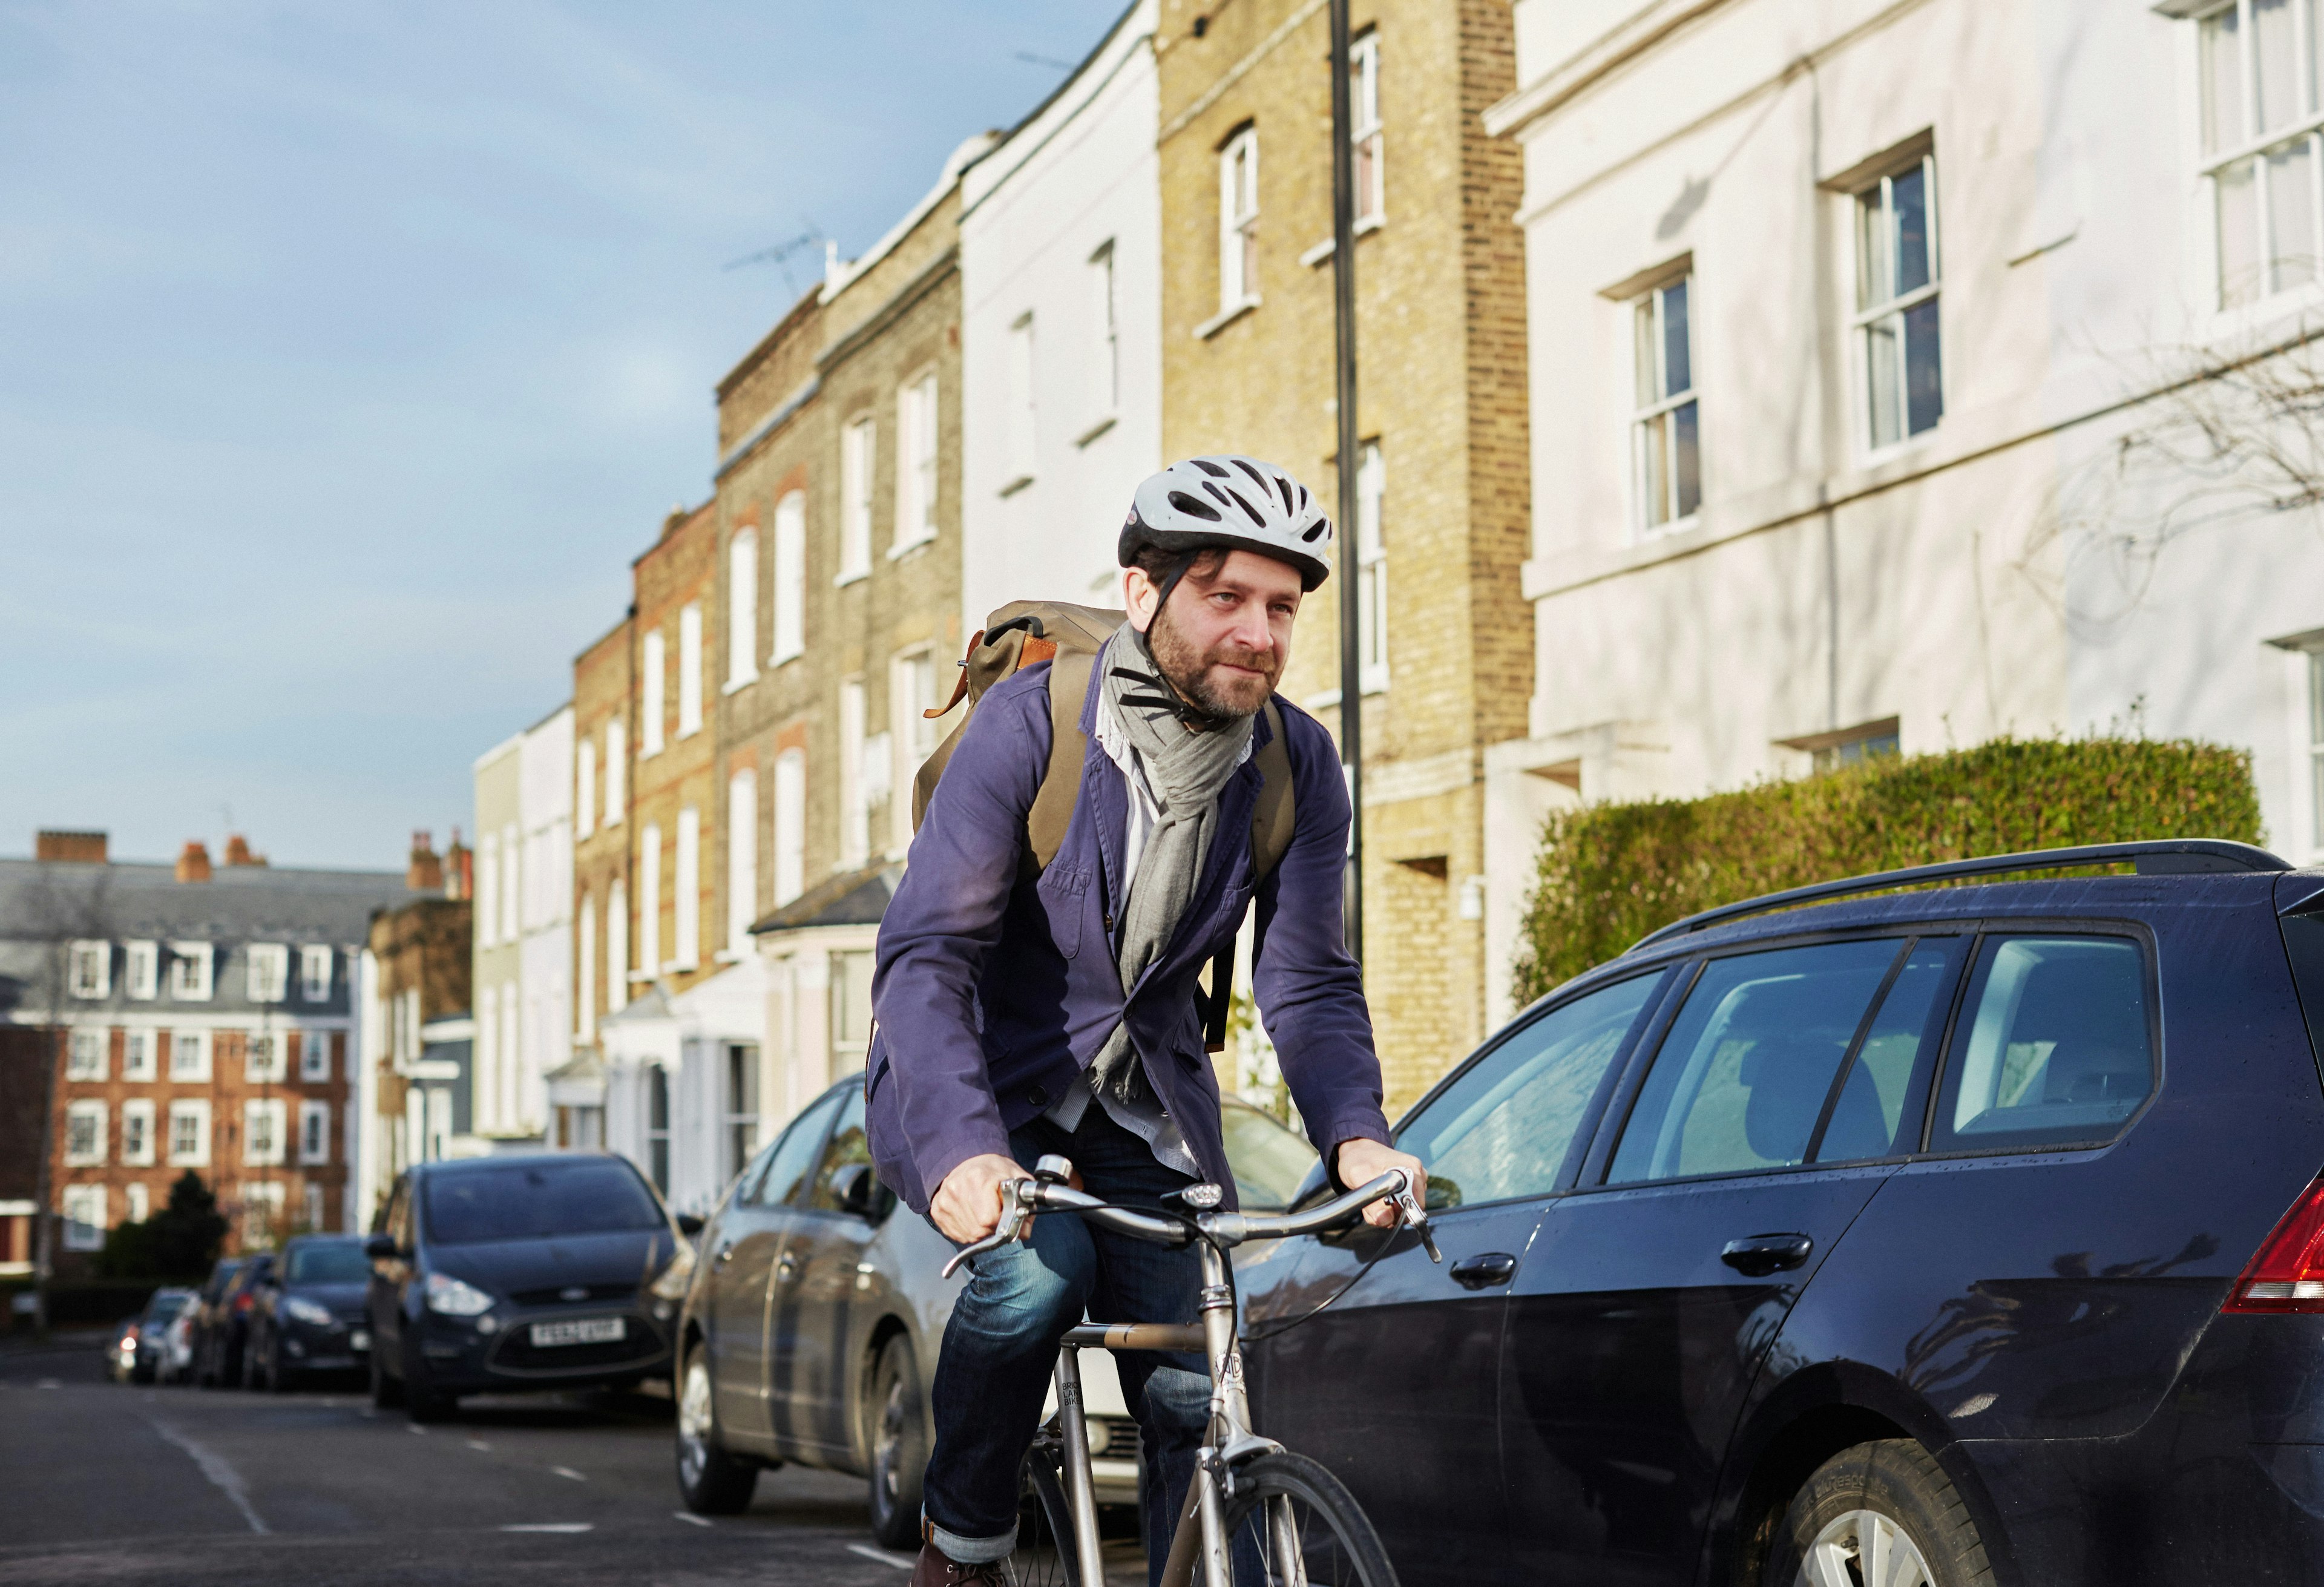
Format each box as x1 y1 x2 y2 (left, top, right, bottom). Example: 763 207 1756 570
865 1336 925 1552
1796 1508 1932 1587
675 1344 756 1514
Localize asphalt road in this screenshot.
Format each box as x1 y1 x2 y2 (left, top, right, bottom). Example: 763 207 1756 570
0 1329 931 1586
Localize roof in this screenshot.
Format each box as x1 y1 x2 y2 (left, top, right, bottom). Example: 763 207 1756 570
751 861 902 935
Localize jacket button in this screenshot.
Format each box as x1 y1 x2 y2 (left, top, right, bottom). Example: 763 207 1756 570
1103 913 1114 933
1026 1085 1049 1107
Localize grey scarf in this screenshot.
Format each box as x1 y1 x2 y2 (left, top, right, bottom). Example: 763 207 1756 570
1086 624 1256 1103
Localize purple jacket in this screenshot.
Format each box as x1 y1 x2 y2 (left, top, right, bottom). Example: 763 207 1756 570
865 652 1391 1214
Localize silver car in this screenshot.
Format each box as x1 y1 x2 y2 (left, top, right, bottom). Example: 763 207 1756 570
669 1073 1318 1548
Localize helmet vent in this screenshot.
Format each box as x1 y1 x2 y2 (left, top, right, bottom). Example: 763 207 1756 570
1232 459 1271 490
1166 490 1223 522
1275 474 1296 513
1192 459 1231 478
1222 488 1268 528
1301 519 1328 542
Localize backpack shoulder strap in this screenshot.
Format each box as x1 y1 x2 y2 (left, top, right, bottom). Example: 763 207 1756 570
1250 698 1295 881
1027 649 1095 873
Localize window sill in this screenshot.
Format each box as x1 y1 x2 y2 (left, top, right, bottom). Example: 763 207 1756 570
770 649 803 669
1303 677 1388 712
1298 214 1384 268
834 568 870 589
640 744 663 760
1074 415 1118 448
713 948 747 965
722 674 757 696
626 970 657 985
998 473 1035 499
888 531 936 560
1194 297 1261 340
677 725 701 741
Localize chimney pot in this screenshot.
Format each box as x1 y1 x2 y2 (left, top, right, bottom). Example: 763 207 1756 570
222 833 267 867
176 841 213 884
407 829 444 893
35 830 108 864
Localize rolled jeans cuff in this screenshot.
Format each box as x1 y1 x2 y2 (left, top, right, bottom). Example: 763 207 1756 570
928 1518 1016 1565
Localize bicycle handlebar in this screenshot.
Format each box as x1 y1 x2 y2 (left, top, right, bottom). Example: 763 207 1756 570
940 1165 1439 1280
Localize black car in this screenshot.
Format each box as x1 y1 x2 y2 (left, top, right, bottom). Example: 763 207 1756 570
248 1235 373 1392
365 1152 698 1423
123 1287 194 1384
195 1254 272 1388
1237 840 2324 1586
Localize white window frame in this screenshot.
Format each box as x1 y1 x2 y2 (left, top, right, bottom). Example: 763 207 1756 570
124 941 158 1000
1632 269 1702 534
1089 242 1120 426
1003 314 1037 492
501 822 520 943
1351 31 1383 225
168 1100 211 1167
775 748 807 906
61 1184 106 1250
2196 0 2324 307
301 1181 324 1233
578 890 597 1040
65 1100 107 1166
640 823 663 977
678 602 704 737
122 1029 155 1082
168 941 214 1001
245 1097 287 1167
242 1181 284 1247
476 832 499 948
301 1029 332 1082
1355 442 1389 694
674 804 701 970
68 940 110 999
727 769 757 954
576 735 597 836
122 1100 156 1167
840 678 870 867
641 626 668 755
126 1181 151 1223
891 648 939 852
247 943 289 1004
771 491 807 664
245 1031 287 1084
169 1029 210 1082
606 879 629 1013
1853 151 1943 453
300 945 332 1003
604 717 626 819
840 416 876 583
66 1028 107 1082
894 370 939 554
300 1099 331 1165
727 527 760 689
1219 126 1260 312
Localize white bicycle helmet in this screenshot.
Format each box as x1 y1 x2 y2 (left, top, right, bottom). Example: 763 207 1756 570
1119 455 1334 591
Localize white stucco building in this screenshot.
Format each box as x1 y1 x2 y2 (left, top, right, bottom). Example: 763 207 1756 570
957 0 1162 629
1477 0 2324 1022
471 703 573 1140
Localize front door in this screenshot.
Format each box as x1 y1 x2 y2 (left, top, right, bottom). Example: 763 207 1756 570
1249 970 1667 1587
1498 935 1964 1586
767 1086 884 1460
712 1087 844 1451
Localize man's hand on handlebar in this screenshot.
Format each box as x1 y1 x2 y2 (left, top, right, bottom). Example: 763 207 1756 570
1335 1137 1426 1230
931 1153 1028 1246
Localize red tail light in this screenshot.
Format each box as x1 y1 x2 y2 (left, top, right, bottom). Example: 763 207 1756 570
2225 1175 2324 1312
234 1294 254 1314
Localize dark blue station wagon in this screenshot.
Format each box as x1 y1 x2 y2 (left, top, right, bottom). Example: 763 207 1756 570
1238 841 2324 1586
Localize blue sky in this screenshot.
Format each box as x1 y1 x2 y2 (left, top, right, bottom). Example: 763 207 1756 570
0 0 1118 870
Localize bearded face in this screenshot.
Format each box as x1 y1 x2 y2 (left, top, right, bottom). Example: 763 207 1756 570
1148 591 1282 719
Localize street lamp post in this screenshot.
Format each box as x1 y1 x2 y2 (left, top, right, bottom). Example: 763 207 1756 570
1328 0 1364 965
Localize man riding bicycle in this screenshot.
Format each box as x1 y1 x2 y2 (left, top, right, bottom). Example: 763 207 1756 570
867 456 1425 1585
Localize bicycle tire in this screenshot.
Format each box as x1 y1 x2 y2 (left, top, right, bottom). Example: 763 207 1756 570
1219 1451 1400 1587
1005 1441 1084 1587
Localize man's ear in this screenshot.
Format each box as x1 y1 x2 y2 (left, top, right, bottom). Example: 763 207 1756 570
1123 567 1160 633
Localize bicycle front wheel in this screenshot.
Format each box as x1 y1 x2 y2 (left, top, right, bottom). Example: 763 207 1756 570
1221 1452 1400 1587
1005 1441 1083 1587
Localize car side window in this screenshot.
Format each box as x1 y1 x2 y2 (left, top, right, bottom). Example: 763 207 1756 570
1397 972 1662 1210
808 1088 874 1212
1926 935 2153 1152
1607 938 1905 1185
750 1089 846 1208
731 1138 783 1208
1811 938 1962 1163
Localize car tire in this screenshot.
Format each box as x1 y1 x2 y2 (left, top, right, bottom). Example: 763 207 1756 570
865 1335 927 1552
402 1344 457 1425
1765 1439 1996 1587
370 1341 404 1408
675 1342 758 1515
267 1346 295 1395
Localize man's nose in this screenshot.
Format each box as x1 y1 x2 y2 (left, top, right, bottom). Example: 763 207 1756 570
1225 605 1274 652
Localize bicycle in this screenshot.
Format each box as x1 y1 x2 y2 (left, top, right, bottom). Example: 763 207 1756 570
942 1154 1440 1586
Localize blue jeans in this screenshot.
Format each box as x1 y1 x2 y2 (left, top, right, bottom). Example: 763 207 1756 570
923 1105 1207 1583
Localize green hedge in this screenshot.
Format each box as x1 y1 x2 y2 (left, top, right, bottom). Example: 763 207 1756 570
1513 736 2263 1003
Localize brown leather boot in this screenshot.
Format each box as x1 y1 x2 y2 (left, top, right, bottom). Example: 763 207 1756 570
909 1535 1008 1586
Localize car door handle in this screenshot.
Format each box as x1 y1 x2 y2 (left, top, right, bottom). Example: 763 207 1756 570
775 1253 798 1281
1721 1234 1814 1277
714 1243 736 1267
1449 1252 1518 1290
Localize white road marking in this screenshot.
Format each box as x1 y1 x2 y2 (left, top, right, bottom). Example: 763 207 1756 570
467 1439 492 1451
673 1511 713 1528
551 1466 586 1482
407 1424 427 1435
847 1543 917 1569
147 1419 269 1535
502 1523 593 1533
36 1378 60 1389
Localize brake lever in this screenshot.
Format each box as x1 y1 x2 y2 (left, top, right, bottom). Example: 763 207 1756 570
940 1180 1034 1280
1391 1177 1442 1264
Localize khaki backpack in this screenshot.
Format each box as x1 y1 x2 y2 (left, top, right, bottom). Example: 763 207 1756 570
910 599 1295 1051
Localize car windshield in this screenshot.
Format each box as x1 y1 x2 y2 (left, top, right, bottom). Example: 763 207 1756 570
422 1160 665 1244
285 1244 372 1284
1221 1103 1320 1212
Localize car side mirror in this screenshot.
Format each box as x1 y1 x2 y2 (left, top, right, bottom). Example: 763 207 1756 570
675 1212 705 1237
829 1163 890 1220
363 1234 398 1261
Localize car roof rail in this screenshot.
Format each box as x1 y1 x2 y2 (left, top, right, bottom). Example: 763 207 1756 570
1629 838 2289 953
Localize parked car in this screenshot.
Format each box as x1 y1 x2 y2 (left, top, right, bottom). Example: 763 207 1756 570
123 1287 194 1384
1229 839 2324 1587
365 1152 698 1423
107 1315 142 1383
190 1255 271 1388
248 1235 373 1392
155 1292 200 1385
672 1076 1318 1548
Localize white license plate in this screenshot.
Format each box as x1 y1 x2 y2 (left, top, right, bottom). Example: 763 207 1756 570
530 1316 625 1349
350 1330 370 1350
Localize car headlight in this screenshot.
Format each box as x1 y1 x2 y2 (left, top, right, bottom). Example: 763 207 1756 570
284 1296 336 1327
648 1238 697 1302
423 1272 496 1317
